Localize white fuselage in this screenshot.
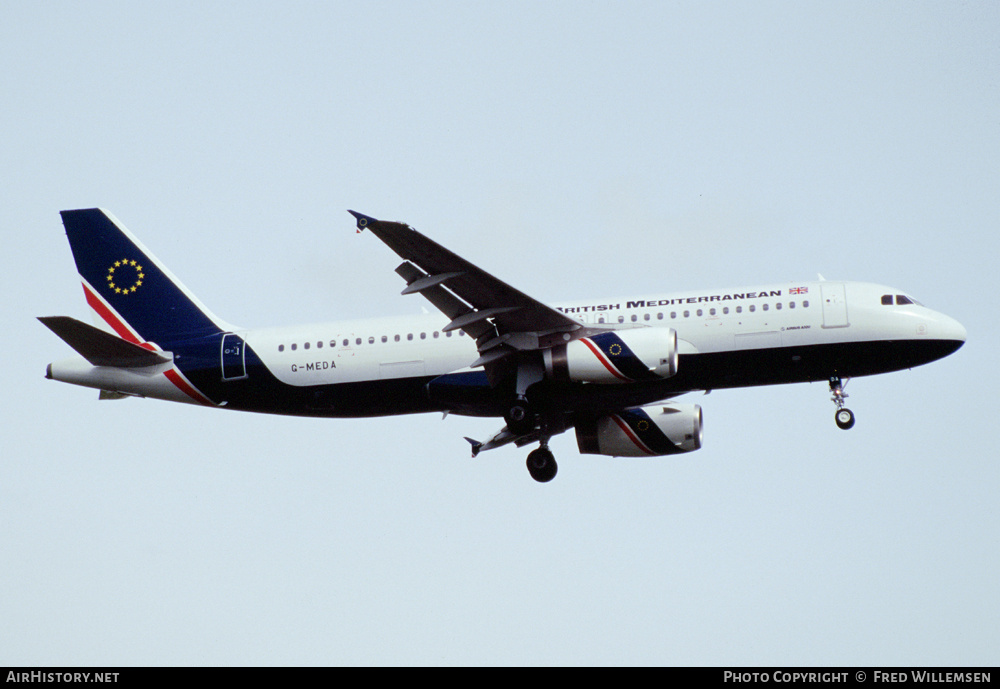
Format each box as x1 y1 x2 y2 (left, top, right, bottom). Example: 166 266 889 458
47 278 966 419
234 280 964 391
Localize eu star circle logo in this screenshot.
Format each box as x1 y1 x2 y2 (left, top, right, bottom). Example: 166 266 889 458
106 258 145 295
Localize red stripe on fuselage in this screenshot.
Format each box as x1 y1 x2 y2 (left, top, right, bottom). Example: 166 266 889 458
164 369 214 406
82 280 213 407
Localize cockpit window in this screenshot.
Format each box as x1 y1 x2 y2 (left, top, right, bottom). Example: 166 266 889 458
883 294 923 306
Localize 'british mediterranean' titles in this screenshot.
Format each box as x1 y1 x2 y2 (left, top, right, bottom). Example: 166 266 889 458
557 290 784 314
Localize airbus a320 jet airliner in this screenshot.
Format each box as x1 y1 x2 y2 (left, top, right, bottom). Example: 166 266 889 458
41 209 966 482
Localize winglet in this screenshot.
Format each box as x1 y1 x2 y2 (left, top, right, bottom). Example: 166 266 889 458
348 210 378 233
464 437 483 458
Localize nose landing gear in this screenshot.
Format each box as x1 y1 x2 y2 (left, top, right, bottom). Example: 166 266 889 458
835 408 855 430
830 376 855 429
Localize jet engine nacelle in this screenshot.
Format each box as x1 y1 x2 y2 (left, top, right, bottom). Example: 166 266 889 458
543 328 678 384
575 403 703 457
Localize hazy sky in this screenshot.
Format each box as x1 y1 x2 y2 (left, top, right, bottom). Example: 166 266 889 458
2 1 997 665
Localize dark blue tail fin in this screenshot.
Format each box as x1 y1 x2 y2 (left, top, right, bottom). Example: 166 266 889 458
60 209 230 346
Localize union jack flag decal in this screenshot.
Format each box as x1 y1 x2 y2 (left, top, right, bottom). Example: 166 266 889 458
790 286 808 295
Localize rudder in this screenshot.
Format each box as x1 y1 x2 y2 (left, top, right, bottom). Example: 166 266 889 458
60 209 230 346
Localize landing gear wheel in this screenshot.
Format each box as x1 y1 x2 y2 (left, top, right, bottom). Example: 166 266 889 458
835 408 855 430
526 447 558 483
829 376 855 430
505 399 535 436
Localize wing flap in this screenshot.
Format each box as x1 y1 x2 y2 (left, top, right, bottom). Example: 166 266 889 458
443 306 521 333
352 211 581 336
394 261 494 341
400 271 465 295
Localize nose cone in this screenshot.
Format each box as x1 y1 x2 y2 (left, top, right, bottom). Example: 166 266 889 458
942 313 966 341
934 313 966 358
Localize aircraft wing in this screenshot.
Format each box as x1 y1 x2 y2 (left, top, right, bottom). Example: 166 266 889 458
350 211 589 366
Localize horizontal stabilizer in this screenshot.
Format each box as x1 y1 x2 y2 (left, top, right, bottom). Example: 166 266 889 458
38 316 171 367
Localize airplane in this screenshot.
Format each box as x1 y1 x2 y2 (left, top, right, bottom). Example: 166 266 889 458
40 208 966 482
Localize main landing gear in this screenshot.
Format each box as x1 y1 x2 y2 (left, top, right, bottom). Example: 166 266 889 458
526 445 558 483
505 394 558 482
508 401 558 483
829 376 855 430
505 396 535 436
